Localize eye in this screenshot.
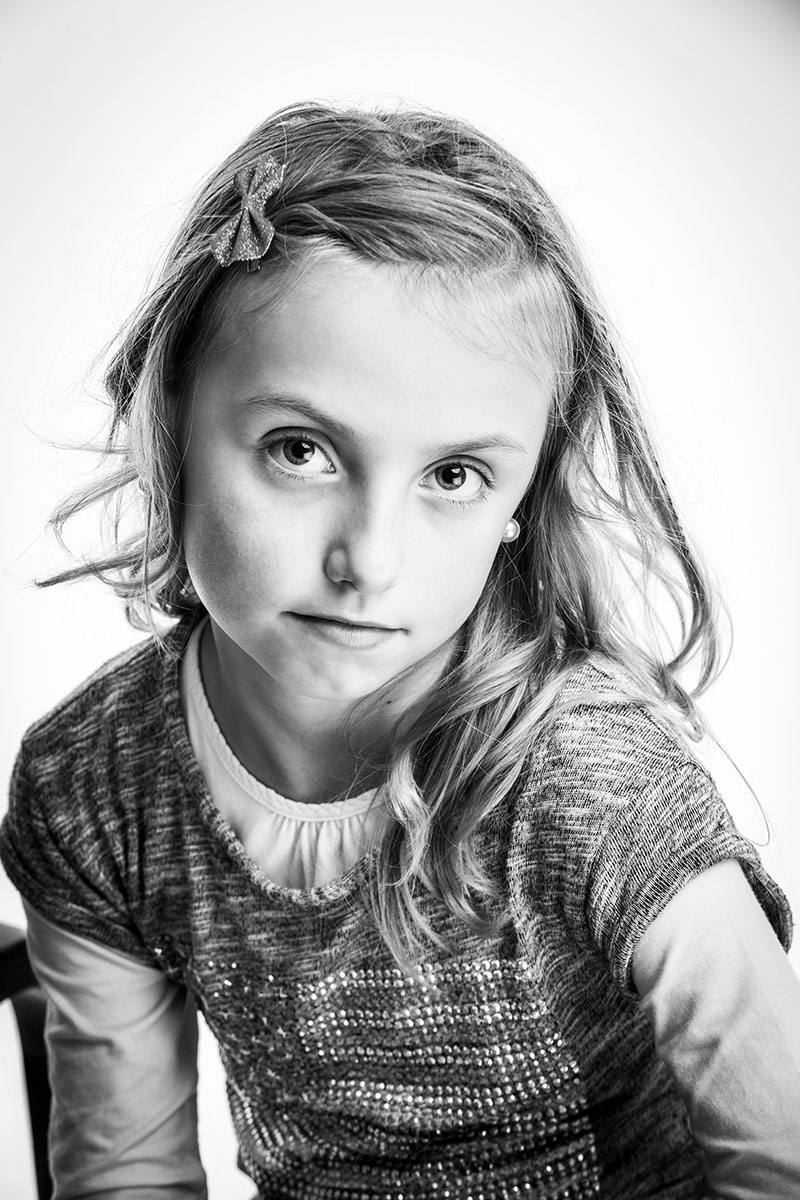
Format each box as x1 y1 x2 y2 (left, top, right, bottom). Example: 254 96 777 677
421 461 491 506
264 432 335 477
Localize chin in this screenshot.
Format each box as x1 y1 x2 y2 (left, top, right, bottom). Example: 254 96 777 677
312 651 422 701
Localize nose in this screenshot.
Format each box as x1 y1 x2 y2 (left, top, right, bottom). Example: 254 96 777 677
323 491 403 595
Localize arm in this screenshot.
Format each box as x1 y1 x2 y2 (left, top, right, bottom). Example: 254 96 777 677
24 903 207 1200
632 859 800 1200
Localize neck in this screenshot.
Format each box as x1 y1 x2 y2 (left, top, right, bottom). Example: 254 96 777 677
198 621 440 803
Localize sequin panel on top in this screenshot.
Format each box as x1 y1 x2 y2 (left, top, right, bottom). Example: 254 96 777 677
193 952 601 1199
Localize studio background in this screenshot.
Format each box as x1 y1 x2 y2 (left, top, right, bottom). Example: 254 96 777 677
1 0 798 1195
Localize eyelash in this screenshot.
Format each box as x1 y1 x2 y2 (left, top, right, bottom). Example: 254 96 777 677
260 429 495 508
261 429 334 482
422 468 495 510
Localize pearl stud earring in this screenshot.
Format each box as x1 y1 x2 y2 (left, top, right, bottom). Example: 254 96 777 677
501 518 521 543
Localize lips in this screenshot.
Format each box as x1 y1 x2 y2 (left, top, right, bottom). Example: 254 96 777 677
287 612 405 649
289 612 403 632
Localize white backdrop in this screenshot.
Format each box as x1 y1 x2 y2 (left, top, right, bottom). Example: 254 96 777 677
1 0 798 1196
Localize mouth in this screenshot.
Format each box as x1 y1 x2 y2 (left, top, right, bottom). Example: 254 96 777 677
290 612 403 631
287 612 405 648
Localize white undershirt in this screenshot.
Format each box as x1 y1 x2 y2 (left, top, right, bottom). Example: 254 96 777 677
181 620 390 889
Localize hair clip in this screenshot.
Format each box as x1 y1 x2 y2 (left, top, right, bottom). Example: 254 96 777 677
210 155 285 272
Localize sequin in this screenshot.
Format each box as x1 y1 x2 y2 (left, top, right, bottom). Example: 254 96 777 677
210 155 284 270
171 944 601 1198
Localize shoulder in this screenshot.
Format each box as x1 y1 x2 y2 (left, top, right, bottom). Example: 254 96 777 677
508 659 714 925
16 622 190 791
22 634 163 750
0 620 197 958
5 620 194 871
530 659 705 807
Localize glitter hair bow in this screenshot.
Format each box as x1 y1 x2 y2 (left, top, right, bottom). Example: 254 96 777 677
210 155 285 271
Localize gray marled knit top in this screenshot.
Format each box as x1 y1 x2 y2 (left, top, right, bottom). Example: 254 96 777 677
1 625 792 1199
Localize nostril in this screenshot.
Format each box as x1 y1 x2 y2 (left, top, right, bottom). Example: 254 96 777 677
323 539 401 595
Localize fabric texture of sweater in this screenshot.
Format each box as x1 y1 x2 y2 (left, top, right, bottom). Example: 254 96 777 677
0 623 793 1199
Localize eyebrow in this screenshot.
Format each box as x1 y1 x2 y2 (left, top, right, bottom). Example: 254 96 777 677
241 390 530 458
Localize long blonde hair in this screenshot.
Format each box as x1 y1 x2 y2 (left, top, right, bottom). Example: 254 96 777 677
45 102 721 967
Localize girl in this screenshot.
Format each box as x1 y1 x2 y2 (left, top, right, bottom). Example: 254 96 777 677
2 101 799 1200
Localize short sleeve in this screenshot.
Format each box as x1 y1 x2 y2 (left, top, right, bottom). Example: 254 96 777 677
514 674 794 1000
587 756 793 996
0 739 151 962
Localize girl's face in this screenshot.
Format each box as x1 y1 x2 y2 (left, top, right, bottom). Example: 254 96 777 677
182 252 551 710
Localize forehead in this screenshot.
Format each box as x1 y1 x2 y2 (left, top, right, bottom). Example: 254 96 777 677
194 251 554 450
211 246 559 373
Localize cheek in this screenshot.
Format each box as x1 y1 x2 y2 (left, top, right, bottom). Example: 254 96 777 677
182 470 282 606
414 524 501 622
